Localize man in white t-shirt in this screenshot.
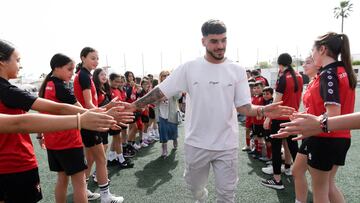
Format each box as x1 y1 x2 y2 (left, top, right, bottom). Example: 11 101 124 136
129 19 294 203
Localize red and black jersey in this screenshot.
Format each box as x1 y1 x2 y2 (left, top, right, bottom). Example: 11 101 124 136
252 95 265 125
255 76 269 86
73 68 98 108
275 69 303 120
42 77 83 150
245 96 256 128
0 77 38 174
124 83 138 103
303 61 355 138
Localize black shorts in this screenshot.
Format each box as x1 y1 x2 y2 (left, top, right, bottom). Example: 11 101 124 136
0 168 42 203
307 137 351 171
141 115 150 123
47 147 87 175
252 124 265 138
98 132 109 145
263 129 271 142
80 129 103 148
129 112 141 124
149 107 155 119
109 129 121 136
298 138 310 155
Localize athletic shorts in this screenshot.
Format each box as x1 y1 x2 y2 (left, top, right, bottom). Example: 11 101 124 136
263 129 271 142
98 131 109 144
141 115 150 123
149 107 155 119
252 124 264 138
109 129 121 136
307 137 351 171
298 138 309 155
80 129 103 148
0 167 42 203
47 147 87 175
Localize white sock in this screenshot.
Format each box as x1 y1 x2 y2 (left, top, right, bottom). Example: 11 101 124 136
295 200 303 203
108 150 116 161
117 153 125 163
99 182 110 198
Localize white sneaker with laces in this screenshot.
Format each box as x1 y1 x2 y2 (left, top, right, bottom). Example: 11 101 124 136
261 164 285 175
140 142 149 148
87 189 100 201
133 143 141 150
101 194 124 203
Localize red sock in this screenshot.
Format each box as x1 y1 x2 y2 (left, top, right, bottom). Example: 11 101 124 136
246 138 250 147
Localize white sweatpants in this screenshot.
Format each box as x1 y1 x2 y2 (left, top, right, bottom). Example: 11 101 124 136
184 144 239 203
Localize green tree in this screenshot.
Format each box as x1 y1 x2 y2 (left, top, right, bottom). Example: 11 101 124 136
352 60 360 65
334 0 353 33
258 61 270 69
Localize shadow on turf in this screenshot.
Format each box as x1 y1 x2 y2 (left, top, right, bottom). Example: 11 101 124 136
134 149 179 195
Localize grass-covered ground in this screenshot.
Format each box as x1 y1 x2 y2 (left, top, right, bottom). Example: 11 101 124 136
34 88 360 203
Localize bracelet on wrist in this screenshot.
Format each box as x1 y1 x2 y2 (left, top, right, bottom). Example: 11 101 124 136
320 113 329 133
77 113 81 130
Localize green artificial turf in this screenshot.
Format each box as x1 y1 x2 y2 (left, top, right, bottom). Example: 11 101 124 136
33 89 360 203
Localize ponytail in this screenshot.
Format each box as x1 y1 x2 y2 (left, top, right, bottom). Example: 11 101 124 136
314 32 357 89
340 34 357 89
284 66 299 92
75 62 82 73
38 70 53 98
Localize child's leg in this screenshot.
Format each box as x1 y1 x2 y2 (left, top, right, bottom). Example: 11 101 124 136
55 172 69 203
70 171 87 203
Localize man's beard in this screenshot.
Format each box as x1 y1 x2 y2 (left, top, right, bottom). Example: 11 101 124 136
206 48 226 61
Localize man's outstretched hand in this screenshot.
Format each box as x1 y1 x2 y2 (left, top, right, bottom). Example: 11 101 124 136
264 101 295 119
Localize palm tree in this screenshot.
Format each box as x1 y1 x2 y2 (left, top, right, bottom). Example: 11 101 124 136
334 0 353 33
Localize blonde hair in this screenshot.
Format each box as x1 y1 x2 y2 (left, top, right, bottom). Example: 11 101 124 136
159 70 170 82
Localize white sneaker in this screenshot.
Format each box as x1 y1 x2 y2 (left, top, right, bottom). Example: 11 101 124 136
194 188 208 203
262 165 274 175
101 194 124 203
284 168 292 176
133 143 141 150
262 165 285 175
140 142 149 148
87 189 100 201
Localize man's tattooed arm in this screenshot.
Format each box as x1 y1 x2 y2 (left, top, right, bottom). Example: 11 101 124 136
134 87 165 109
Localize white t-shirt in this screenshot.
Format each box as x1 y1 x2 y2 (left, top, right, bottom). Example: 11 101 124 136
158 57 251 150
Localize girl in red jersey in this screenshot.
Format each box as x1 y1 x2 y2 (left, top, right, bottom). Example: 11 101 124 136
0 40 118 203
262 53 303 190
73 47 124 203
123 71 142 150
300 33 355 203
37 53 88 203
273 33 356 203
291 56 320 203
105 72 134 168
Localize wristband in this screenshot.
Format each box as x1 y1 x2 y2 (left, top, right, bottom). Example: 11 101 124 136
77 113 81 130
257 106 264 117
320 113 329 133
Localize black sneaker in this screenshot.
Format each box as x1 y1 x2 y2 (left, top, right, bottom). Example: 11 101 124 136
261 178 285 190
118 159 134 169
107 159 118 166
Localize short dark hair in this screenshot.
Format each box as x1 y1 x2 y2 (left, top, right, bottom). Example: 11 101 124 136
201 19 226 37
263 86 274 95
255 80 264 87
0 39 15 61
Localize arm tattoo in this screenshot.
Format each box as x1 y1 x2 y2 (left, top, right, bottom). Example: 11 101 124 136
237 103 254 116
134 87 165 109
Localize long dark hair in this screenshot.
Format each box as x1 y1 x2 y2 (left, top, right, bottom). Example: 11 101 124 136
93 68 111 99
277 53 299 92
39 53 73 98
75 47 96 73
314 32 357 89
0 39 15 62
